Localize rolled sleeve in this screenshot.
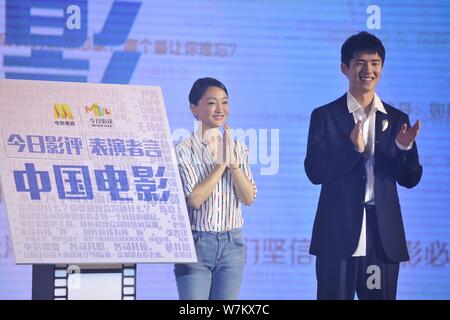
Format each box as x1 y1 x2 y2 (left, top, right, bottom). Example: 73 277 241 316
236 142 257 204
174 144 198 198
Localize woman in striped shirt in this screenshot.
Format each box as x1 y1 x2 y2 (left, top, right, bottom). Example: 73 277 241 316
174 77 257 300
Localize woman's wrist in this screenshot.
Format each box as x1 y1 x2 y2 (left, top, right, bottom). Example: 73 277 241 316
229 163 239 169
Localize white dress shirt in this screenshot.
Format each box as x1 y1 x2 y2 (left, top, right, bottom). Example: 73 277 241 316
347 92 413 256
347 92 414 257
347 92 384 256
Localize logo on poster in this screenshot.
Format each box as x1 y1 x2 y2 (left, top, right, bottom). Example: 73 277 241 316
54 103 75 126
85 103 113 128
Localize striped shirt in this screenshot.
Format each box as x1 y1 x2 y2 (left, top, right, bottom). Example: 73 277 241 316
174 132 256 232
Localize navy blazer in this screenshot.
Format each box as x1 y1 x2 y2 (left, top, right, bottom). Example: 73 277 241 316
304 93 422 262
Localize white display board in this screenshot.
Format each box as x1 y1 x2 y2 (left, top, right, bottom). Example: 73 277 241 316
0 79 196 264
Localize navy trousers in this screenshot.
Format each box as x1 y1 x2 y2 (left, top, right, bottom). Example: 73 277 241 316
315 205 400 300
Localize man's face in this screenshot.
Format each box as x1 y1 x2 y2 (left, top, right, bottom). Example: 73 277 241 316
341 51 383 96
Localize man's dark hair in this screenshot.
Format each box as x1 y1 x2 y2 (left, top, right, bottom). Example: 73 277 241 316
188 77 228 105
341 31 385 66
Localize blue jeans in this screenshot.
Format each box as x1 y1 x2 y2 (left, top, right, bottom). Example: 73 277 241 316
174 228 245 300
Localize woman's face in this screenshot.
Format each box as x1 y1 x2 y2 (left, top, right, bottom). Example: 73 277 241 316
191 86 228 130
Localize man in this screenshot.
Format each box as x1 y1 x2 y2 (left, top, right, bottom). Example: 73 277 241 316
304 31 422 300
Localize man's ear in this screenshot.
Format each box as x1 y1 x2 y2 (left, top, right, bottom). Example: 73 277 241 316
341 63 349 76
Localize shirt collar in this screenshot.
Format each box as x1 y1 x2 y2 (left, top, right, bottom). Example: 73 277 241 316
193 130 223 148
192 131 207 148
346 91 387 115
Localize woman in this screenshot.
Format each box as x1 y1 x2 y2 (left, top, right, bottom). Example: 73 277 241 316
174 77 257 300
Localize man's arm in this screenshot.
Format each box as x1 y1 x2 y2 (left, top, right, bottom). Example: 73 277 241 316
394 116 422 188
304 108 363 185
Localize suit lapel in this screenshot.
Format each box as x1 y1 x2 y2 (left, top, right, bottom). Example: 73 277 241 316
331 93 355 138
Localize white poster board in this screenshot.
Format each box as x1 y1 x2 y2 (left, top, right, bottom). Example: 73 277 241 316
0 79 196 264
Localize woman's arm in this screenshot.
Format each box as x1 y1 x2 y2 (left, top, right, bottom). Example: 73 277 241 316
186 163 227 209
224 125 256 205
229 164 256 205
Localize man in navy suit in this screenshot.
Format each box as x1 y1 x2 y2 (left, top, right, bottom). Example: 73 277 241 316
304 32 422 300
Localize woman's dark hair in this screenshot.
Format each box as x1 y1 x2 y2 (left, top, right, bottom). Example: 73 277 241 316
341 31 385 66
188 77 228 105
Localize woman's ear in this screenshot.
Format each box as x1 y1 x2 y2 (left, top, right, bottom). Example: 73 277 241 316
190 103 198 119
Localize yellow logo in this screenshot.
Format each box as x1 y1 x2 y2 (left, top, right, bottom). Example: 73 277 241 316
54 103 74 119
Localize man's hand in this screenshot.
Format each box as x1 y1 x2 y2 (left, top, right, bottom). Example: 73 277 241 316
396 120 420 147
350 120 365 153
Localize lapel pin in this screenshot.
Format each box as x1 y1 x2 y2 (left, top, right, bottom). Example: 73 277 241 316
382 119 389 132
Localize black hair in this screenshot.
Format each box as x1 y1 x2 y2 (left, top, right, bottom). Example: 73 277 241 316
341 31 385 66
188 77 228 106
